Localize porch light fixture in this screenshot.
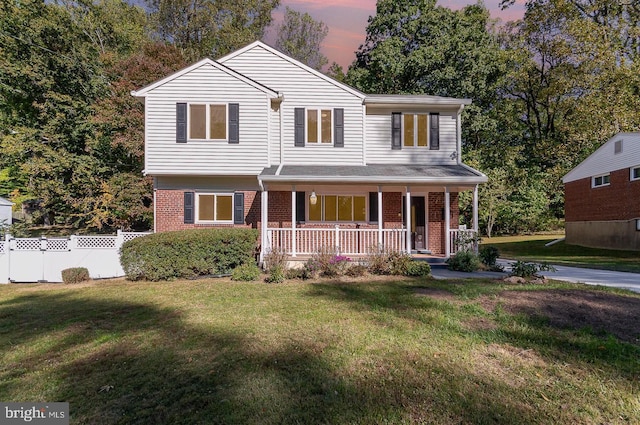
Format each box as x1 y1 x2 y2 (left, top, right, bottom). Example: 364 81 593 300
310 191 318 205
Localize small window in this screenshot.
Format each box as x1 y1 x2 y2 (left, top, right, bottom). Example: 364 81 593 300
592 173 610 188
196 193 233 223
307 109 333 144
189 103 227 140
631 166 640 181
614 140 623 154
308 194 367 222
402 113 429 147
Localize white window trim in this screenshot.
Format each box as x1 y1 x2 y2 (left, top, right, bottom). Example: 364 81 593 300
307 193 368 223
195 192 234 224
305 108 333 145
187 103 228 141
631 166 640 181
401 113 430 148
591 173 611 188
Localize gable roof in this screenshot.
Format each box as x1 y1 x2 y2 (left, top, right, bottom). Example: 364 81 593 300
563 132 640 184
217 40 366 100
0 197 13 206
131 58 280 98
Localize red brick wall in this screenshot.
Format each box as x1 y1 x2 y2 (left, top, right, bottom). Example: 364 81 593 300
427 192 459 255
565 169 640 222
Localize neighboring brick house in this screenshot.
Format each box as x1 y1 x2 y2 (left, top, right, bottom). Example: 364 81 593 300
562 132 640 251
132 41 486 259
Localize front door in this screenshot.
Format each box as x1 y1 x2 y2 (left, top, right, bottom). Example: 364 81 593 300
402 196 427 251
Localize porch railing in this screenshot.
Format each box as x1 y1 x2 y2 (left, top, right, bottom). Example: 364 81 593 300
449 228 479 255
266 226 406 256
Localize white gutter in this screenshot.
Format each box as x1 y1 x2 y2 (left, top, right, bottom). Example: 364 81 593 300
258 175 487 185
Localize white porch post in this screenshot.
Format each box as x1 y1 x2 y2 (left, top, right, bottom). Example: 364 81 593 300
405 186 411 254
291 186 296 257
260 189 268 263
473 185 479 233
445 188 451 258
377 186 383 247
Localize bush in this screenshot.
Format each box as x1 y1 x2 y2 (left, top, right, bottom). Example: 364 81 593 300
231 262 261 281
366 246 412 275
264 266 285 283
345 263 368 277
308 247 351 277
479 245 503 271
404 261 431 277
446 251 481 272
510 261 556 278
263 248 288 274
61 267 90 284
119 228 259 281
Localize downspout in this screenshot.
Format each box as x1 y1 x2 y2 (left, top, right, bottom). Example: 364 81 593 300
153 176 157 233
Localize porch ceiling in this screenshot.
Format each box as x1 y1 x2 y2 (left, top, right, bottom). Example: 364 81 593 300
259 164 487 185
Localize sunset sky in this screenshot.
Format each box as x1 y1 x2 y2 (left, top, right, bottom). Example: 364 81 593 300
271 0 526 68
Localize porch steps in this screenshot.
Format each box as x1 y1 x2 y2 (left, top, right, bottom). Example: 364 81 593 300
413 256 448 268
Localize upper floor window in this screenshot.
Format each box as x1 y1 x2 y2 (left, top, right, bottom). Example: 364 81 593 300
592 173 610 188
196 193 233 223
403 114 428 147
307 109 332 144
631 166 640 181
392 112 439 150
308 194 366 222
189 103 227 140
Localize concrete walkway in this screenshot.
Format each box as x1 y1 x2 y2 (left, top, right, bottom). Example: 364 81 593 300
430 260 640 294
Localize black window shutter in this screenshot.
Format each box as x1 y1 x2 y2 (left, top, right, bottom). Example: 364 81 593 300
176 103 187 143
294 108 305 147
334 108 344 147
369 192 378 222
391 112 402 150
296 192 305 222
234 192 244 224
430 113 440 150
184 191 194 224
228 103 239 144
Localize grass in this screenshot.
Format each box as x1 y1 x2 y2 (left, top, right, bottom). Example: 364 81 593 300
482 234 640 273
0 277 638 424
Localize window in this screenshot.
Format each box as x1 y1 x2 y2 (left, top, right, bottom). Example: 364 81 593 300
308 195 366 222
631 166 640 181
196 193 233 223
189 104 227 140
592 173 610 188
403 114 428 147
306 109 332 144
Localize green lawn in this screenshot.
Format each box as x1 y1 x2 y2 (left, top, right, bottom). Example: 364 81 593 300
482 234 640 273
0 278 638 424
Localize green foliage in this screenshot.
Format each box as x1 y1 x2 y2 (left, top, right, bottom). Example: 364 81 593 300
61 267 90 284
264 266 285 284
366 247 413 275
275 6 328 70
446 251 481 272
404 261 432 277
510 261 556 278
345 263 368 278
231 262 261 282
119 228 259 281
307 247 352 277
479 246 500 268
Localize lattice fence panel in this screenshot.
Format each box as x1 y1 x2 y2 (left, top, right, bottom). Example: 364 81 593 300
15 238 42 251
0 241 5 254
122 232 150 243
76 236 116 249
46 238 69 251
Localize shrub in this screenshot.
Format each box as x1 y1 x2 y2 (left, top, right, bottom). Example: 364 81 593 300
446 251 481 272
366 246 412 275
479 245 503 271
61 267 90 284
510 261 556 278
263 248 288 274
404 261 431 277
345 263 368 277
120 228 259 281
308 247 351 277
231 262 261 281
264 266 285 283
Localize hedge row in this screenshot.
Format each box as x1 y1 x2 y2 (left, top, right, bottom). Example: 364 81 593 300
120 228 259 281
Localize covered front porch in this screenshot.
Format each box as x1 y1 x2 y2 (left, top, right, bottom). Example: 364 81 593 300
258 164 487 260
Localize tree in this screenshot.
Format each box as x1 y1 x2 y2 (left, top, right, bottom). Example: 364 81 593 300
275 6 328 70
146 0 279 62
326 62 345 82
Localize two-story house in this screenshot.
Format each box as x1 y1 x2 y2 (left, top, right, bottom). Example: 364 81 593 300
131 41 487 261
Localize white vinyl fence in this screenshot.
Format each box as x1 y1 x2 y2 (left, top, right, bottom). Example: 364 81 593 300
0 231 150 283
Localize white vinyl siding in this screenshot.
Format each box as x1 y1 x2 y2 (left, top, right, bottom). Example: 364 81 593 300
221 45 364 165
365 108 458 164
563 133 640 184
144 63 270 175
